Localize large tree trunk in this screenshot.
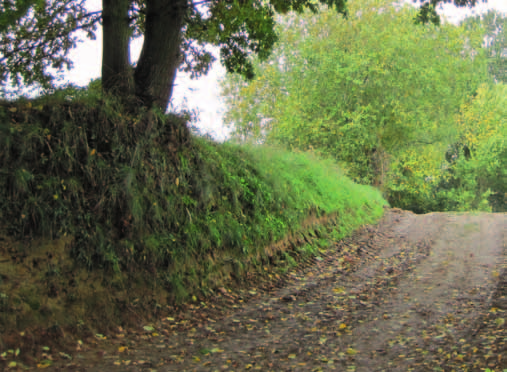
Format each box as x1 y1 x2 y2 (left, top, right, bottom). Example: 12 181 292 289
134 0 187 110
102 0 133 95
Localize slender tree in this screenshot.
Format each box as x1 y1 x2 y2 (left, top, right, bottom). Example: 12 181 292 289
0 0 487 111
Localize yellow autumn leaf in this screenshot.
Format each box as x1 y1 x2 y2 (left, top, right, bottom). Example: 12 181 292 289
346 348 358 355
37 360 52 368
118 346 127 353
288 354 296 359
90 149 96 156
175 177 179 186
339 323 347 329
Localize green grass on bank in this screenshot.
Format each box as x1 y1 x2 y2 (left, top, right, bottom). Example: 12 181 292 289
0 88 387 343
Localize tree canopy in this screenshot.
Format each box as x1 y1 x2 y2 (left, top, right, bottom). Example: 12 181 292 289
221 0 490 210
0 0 488 110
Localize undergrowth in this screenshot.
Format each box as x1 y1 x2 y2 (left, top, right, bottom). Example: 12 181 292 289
0 87 386 305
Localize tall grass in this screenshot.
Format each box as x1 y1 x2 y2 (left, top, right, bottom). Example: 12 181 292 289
0 87 387 302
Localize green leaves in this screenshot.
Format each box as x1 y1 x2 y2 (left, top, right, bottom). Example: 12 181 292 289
222 0 488 203
0 0 99 93
184 0 348 83
447 83 507 212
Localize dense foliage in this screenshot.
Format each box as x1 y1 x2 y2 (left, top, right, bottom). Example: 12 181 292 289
221 0 494 212
445 83 507 212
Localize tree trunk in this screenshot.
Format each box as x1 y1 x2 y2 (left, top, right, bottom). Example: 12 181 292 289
102 0 133 95
134 0 187 110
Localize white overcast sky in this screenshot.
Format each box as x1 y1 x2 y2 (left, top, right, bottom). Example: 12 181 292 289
65 0 507 140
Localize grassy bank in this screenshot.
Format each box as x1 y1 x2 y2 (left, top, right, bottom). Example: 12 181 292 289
0 89 387 353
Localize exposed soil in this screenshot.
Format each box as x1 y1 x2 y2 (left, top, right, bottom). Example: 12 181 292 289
4 208 507 371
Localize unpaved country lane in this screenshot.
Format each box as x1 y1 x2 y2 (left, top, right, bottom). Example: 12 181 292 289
58 209 506 372
345 212 506 371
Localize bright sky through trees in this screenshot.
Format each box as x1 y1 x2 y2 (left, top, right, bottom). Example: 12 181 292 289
64 0 507 140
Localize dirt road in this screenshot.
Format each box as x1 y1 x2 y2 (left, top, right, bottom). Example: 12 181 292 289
53 209 506 371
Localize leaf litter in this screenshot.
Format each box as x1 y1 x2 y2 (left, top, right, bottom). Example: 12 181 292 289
3 209 506 372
